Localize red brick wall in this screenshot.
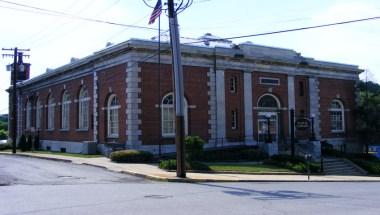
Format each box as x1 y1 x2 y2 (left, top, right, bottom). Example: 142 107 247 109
252 72 289 141
22 74 94 142
98 64 127 144
224 70 245 141
139 62 209 145
319 78 356 139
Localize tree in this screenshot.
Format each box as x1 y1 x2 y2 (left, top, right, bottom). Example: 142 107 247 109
0 130 7 139
355 80 380 153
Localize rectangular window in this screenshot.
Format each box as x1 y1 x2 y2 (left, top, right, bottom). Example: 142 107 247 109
162 106 175 136
260 77 280 85
299 81 304 96
61 102 70 130
109 108 119 136
36 104 42 130
79 100 89 129
26 103 32 129
48 106 54 130
230 76 237 93
330 111 343 131
231 110 238 130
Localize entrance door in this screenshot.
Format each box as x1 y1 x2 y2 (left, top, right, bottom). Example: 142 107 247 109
257 112 278 144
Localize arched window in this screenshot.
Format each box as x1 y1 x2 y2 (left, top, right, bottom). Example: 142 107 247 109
257 94 280 108
61 91 70 130
36 98 42 130
47 95 55 130
161 93 188 137
107 94 120 138
329 100 344 132
78 87 89 129
26 99 32 129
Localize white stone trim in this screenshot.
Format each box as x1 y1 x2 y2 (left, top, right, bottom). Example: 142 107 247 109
93 71 98 143
207 68 217 143
125 62 142 147
215 69 226 143
243 71 255 145
309 77 321 139
287 75 295 135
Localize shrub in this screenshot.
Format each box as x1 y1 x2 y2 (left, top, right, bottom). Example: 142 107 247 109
34 135 40 150
185 136 205 162
351 159 380 175
265 154 320 173
18 134 31 151
159 159 211 171
0 143 11 151
0 129 7 139
347 153 379 161
110 150 153 163
159 159 177 170
27 135 33 151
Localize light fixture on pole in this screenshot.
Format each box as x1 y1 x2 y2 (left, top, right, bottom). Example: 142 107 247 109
310 113 316 141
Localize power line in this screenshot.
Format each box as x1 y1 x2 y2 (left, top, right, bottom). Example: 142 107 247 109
137 14 380 64
18 0 99 47
185 15 380 44
23 0 124 49
0 0 158 31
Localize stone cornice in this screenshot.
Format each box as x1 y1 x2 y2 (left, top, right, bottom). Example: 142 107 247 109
19 38 361 92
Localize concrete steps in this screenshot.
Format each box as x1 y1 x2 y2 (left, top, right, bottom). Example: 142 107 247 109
323 157 367 176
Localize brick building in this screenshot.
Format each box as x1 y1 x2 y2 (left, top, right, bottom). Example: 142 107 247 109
12 38 362 155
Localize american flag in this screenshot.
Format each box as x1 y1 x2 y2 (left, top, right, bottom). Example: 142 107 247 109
148 0 162 25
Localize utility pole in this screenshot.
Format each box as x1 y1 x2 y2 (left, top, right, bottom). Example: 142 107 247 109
168 0 186 178
2 47 30 154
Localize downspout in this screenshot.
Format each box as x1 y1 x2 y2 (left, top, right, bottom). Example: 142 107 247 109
213 47 218 147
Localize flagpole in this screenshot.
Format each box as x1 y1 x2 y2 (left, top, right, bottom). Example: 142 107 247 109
158 15 162 157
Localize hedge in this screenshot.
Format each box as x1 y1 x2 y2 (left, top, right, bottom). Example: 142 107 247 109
159 159 210 171
0 143 11 151
110 150 153 163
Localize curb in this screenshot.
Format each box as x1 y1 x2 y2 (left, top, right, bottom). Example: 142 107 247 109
2 152 380 183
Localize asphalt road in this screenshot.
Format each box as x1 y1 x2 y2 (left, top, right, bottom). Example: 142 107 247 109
1 155 380 215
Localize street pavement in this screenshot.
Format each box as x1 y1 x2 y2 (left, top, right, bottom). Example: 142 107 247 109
1 155 380 215
1 151 380 182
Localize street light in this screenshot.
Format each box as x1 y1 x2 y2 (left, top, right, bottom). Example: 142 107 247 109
265 113 272 143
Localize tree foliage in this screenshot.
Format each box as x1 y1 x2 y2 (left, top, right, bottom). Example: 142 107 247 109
355 80 380 151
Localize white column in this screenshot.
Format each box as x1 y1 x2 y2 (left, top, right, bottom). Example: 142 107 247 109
215 69 226 145
288 75 295 136
309 77 321 139
244 72 255 145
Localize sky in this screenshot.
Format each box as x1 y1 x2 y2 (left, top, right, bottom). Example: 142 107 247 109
1 0 380 114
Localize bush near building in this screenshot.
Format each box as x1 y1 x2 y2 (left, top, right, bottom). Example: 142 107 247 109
264 154 320 173
346 154 380 175
110 150 153 163
0 130 7 140
0 143 11 151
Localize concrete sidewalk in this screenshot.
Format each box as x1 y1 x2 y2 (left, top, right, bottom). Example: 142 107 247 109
2 151 380 182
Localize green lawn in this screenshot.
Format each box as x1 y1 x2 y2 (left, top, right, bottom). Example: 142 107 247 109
32 150 103 158
206 162 295 173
